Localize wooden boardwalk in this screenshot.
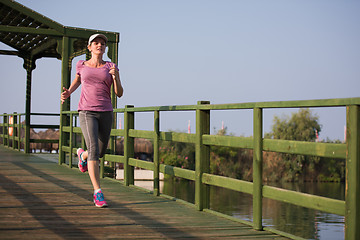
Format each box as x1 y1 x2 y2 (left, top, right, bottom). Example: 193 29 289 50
0 146 288 240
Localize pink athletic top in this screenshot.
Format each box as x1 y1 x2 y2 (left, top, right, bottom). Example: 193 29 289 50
76 60 118 112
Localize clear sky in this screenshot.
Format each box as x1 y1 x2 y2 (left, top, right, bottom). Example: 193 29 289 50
1 0 359 140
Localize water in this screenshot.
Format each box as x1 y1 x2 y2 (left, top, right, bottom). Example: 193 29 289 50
152 178 345 240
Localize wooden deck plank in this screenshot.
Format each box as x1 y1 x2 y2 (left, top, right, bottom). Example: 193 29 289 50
0 146 288 240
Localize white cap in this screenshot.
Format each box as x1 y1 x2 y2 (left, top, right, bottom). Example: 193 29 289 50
88 33 108 46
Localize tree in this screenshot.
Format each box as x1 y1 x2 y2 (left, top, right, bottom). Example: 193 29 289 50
265 109 322 181
267 108 321 141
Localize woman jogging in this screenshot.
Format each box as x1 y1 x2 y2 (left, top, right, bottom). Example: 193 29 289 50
61 33 123 207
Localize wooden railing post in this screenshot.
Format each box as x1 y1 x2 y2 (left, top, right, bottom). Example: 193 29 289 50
153 110 160 196
124 105 134 186
253 107 263 230
69 113 73 168
59 36 72 165
12 112 17 150
16 113 21 151
3 114 8 147
195 101 210 211
345 105 360 240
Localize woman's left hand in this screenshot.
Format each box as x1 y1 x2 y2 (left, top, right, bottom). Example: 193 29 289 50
109 66 118 79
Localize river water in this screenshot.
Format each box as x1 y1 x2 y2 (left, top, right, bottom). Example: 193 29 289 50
137 179 345 240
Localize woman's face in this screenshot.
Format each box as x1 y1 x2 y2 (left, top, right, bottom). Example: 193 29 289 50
88 38 106 55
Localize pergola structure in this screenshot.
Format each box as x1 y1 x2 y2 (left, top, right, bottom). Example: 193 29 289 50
0 0 120 153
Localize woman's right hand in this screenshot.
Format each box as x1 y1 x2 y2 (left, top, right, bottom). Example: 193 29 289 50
61 87 70 104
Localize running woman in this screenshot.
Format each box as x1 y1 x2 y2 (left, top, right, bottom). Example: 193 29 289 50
61 33 123 207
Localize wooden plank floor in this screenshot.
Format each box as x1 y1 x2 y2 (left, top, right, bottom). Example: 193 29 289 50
0 146 288 239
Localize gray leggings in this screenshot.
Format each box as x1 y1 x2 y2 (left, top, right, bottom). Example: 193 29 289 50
79 111 113 161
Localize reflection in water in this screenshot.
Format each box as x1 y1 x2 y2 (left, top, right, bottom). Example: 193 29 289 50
157 177 345 240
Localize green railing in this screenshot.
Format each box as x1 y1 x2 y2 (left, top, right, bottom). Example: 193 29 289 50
0 112 60 152
58 97 360 240
2 97 359 239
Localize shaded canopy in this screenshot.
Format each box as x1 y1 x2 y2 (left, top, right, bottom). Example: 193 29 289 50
0 0 119 61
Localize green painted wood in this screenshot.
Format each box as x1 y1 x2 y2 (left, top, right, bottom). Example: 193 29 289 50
62 126 82 134
159 131 196 143
153 110 160 196
3 97 360 240
195 101 210 211
128 158 155 171
2 114 7 146
122 104 199 112
12 113 17 150
129 129 155 139
124 105 135 186
196 97 360 110
30 124 60 129
110 128 125 136
29 139 58 144
253 107 263 230
61 146 71 153
108 42 118 158
203 134 253 149
263 185 345 216
160 164 196 181
104 154 125 163
202 173 253 195
1 1 65 33
69 113 73 168
263 139 346 159
345 105 360 240
59 36 71 165
23 57 35 154
112 97 360 113
73 127 82 134
30 113 60 116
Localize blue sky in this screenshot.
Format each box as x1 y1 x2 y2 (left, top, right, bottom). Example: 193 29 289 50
1 0 359 140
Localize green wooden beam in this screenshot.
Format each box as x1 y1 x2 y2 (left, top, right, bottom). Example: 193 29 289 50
202 173 253 195
0 50 19 56
31 39 58 57
1 0 65 33
263 138 346 159
263 185 345 216
195 101 210 211
345 105 360 240
153 110 160 196
124 105 135 186
0 25 62 36
253 107 263 230
160 164 196 181
23 57 35 153
58 36 71 164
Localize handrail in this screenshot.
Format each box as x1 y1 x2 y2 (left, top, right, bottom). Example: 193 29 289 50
2 97 359 239
0 112 60 153
58 97 360 239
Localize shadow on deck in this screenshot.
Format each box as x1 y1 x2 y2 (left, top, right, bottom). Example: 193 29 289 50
0 146 288 239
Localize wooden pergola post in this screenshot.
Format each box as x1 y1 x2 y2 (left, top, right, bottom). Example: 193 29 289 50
107 39 120 158
22 56 36 153
59 36 72 164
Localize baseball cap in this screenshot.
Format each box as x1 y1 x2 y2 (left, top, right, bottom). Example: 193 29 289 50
88 34 108 46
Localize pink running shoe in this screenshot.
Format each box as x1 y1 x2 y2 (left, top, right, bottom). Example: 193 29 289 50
94 190 108 208
77 148 87 172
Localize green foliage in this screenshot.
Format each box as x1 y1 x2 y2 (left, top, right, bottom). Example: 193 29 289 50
264 108 345 182
265 109 322 181
210 127 252 179
159 109 345 182
267 108 321 141
159 136 195 170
